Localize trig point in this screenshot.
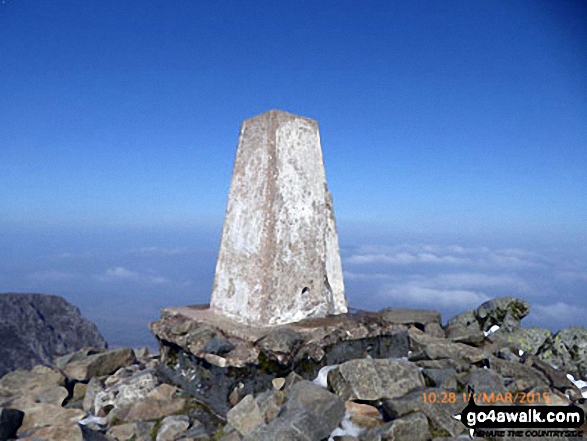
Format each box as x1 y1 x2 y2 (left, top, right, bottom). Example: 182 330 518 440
210 109 348 325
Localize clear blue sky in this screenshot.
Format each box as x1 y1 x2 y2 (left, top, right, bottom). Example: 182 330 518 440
1 1 586 347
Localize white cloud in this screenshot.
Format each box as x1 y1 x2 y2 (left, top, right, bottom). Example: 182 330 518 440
128 247 188 256
28 270 76 282
380 282 491 309
533 302 587 322
345 244 542 269
95 266 168 285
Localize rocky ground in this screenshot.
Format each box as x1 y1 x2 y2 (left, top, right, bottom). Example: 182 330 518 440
0 297 585 440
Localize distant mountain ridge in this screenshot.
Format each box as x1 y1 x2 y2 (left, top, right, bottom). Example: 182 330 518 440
0 292 107 377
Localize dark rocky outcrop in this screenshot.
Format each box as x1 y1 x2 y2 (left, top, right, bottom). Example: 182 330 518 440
0 293 107 378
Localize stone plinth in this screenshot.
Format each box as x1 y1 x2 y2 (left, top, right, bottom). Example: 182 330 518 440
149 305 444 416
210 110 347 326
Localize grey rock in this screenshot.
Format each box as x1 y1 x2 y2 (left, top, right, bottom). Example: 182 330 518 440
79 424 111 441
107 421 155 441
156 415 189 441
461 368 506 396
536 326 587 380
210 110 347 326
257 328 304 354
60 347 137 381
328 359 424 401
445 297 530 342
243 407 333 441
491 327 552 356
0 408 25 440
421 368 457 389
203 337 235 355
381 389 465 438
380 308 444 337
0 293 107 377
286 380 345 430
360 412 430 441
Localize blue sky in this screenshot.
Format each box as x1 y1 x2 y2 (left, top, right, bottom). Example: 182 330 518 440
1 1 586 348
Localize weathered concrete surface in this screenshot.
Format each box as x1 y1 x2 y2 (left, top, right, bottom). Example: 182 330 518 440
210 110 347 326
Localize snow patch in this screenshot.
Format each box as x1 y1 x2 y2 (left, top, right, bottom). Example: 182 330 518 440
329 412 364 440
313 364 339 389
566 373 587 399
484 324 500 336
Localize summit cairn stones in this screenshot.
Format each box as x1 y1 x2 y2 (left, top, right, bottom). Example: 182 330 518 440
210 109 348 326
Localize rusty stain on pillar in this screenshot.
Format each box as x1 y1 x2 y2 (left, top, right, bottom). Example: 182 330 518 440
210 110 348 325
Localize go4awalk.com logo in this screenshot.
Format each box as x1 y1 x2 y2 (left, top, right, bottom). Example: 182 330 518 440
454 391 585 438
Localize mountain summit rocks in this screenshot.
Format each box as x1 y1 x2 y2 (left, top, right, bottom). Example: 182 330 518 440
210 110 347 326
0 293 107 377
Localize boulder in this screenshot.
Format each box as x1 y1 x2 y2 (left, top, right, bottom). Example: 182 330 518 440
328 359 424 401
59 347 137 381
107 421 155 441
360 412 430 441
156 415 189 441
445 297 530 342
0 293 107 378
536 326 587 380
379 308 444 338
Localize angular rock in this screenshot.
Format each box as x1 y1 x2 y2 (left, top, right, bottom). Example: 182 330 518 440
210 110 347 326
328 359 424 401
0 365 65 404
461 368 506 396
83 377 105 413
536 326 587 380
421 368 457 389
445 297 530 342
20 423 83 441
380 308 444 338
156 415 189 441
381 388 465 438
243 407 333 441
16 402 84 437
360 412 430 441
107 421 155 441
226 394 266 436
203 337 235 356
491 327 551 356
120 395 186 423
286 380 345 429
94 370 158 417
61 347 136 381
0 293 107 378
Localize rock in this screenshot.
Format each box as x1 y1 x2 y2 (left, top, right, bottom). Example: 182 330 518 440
445 297 530 342
226 394 269 436
61 347 137 381
461 368 506 396
536 326 587 379
210 110 347 326
72 382 88 402
79 425 112 441
20 423 83 441
421 368 457 389
360 412 430 441
83 377 105 413
0 293 107 378
272 377 286 390
94 370 158 417
107 421 155 441
0 365 65 403
257 328 304 354
491 327 552 355
0 408 25 440
286 380 345 430
16 402 85 437
203 337 235 355
120 395 186 422
345 401 383 429
328 359 424 402
381 388 464 438
408 328 489 365
243 407 333 441
380 308 444 337
156 415 189 441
